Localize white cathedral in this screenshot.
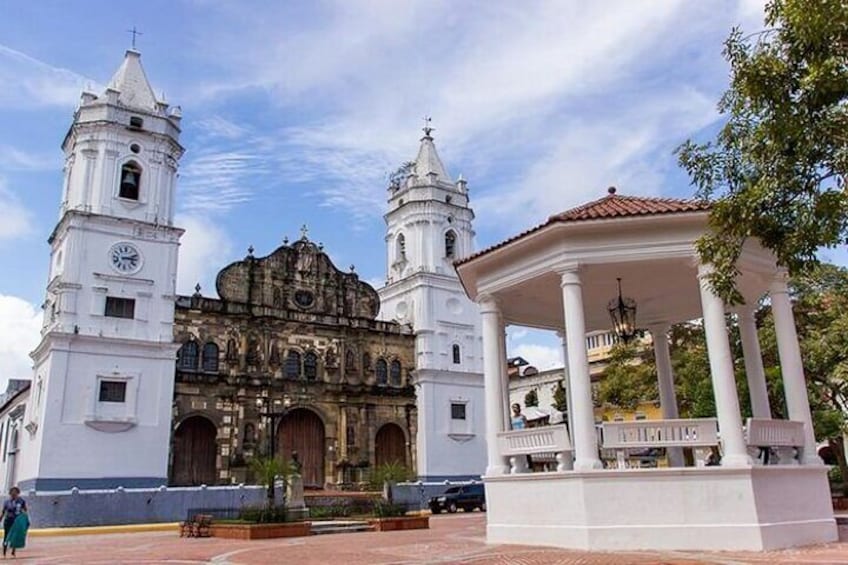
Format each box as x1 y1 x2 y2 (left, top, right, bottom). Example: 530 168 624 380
12 48 485 490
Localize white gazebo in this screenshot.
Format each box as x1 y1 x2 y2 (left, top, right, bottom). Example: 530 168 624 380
455 188 837 551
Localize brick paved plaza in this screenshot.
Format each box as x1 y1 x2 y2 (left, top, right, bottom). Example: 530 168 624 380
16 514 848 564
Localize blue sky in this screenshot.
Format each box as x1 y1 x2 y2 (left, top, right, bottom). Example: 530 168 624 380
4 0 834 382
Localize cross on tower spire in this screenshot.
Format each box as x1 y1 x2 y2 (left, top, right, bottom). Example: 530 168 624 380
127 26 143 49
422 116 434 138
300 224 309 240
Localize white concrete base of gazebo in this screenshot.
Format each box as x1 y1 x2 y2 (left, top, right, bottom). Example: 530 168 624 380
484 466 837 551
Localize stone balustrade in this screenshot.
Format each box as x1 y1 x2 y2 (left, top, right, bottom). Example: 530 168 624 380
497 425 572 473
602 418 719 450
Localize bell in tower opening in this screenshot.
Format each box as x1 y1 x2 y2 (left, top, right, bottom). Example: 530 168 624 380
119 161 142 200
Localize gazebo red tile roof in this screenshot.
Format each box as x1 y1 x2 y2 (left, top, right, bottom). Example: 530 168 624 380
456 187 710 266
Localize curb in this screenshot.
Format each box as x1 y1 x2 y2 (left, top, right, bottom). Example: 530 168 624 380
29 522 180 537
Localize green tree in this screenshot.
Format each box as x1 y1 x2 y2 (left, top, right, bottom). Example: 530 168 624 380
524 388 539 407
552 381 568 412
677 0 848 303
596 343 658 411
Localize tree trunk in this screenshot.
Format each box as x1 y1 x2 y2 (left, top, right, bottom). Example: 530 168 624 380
829 436 848 496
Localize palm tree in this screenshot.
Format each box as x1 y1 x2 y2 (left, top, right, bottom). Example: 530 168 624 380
250 456 297 509
370 461 412 505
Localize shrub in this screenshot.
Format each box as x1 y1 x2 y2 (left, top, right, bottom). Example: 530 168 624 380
372 501 407 518
238 505 290 523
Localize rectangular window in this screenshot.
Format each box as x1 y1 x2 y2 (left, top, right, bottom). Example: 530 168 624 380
99 380 127 403
451 403 466 420
105 297 135 319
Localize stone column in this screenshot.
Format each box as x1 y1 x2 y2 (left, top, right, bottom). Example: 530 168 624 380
499 327 511 434
770 272 821 465
697 264 751 467
649 324 684 467
479 295 508 475
560 269 603 471
555 331 575 470
737 306 772 419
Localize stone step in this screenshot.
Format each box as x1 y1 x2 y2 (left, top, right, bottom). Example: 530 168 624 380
310 520 375 535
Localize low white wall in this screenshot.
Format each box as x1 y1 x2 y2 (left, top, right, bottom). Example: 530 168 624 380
24 484 272 528
484 466 837 551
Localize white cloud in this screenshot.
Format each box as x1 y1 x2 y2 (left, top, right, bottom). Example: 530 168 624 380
0 44 95 109
181 0 742 228
0 145 57 171
510 343 563 372
0 177 33 241
175 214 235 297
0 295 41 388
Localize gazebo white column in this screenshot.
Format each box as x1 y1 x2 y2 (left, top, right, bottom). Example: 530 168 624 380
479 294 509 475
769 272 820 465
648 324 684 467
559 269 602 471
697 264 751 467
737 306 772 419
556 331 575 470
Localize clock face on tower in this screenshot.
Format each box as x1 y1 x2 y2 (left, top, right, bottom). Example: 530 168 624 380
108 242 143 274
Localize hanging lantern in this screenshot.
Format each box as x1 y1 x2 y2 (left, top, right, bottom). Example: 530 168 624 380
608 278 637 343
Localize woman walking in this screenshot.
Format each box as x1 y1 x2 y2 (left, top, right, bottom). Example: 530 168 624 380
1 487 28 558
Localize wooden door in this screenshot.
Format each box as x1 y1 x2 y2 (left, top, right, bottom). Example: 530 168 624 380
375 423 406 468
171 416 218 486
278 409 325 489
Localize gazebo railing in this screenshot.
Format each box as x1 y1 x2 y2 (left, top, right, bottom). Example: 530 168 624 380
745 417 805 464
497 425 572 473
602 418 718 448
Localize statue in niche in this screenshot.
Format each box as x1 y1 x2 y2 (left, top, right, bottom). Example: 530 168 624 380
246 336 260 366
361 293 377 318
243 423 256 448
226 338 238 363
325 346 338 368
272 287 283 308
362 352 372 371
345 349 357 374
296 248 315 274
269 343 281 366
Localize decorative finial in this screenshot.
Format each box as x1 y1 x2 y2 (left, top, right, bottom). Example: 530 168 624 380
607 186 617 195
422 116 434 138
350 264 356 273
126 26 143 49
193 283 202 297
283 236 289 245
300 224 309 240
318 243 324 251
247 245 254 256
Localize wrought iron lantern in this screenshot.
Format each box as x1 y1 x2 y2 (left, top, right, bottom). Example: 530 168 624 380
608 278 637 343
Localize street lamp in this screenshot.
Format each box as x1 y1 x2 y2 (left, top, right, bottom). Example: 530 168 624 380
608 278 638 344
256 395 292 460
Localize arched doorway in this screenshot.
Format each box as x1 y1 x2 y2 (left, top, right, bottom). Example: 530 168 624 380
375 423 406 468
278 409 325 489
171 416 218 486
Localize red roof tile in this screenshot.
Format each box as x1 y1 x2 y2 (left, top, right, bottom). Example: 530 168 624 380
455 189 710 266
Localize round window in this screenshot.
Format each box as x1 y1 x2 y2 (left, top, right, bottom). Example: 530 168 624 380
294 290 314 308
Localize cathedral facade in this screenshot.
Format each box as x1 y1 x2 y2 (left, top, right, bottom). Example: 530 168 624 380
169 235 416 489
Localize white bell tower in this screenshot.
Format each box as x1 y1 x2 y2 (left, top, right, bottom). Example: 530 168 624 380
17 49 184 490
378 124 486 480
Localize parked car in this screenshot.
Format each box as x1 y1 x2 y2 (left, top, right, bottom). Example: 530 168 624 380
429 484 486 514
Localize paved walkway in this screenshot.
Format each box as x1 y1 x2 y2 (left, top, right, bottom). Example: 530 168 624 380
14 514 848 564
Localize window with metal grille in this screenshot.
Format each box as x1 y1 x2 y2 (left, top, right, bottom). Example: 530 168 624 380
285 350 302 379
201 342 219 372
452 344 461 364
451 403 466 420
99 380 127 403
390 360 402 386
304 351 318 381
177 341 199 371
375 358 388 385
105 296 135 319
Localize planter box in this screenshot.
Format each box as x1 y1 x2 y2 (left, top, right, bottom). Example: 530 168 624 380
367 516 429 532
210 521 311 540
833 496 848 510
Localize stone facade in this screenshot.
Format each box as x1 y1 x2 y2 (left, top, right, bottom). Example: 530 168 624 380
170 235 417 489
